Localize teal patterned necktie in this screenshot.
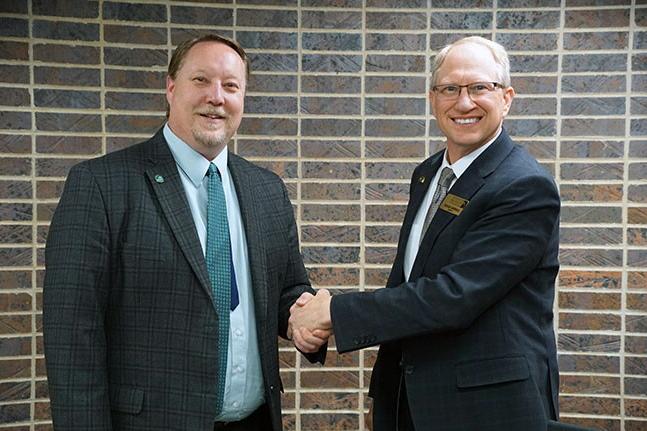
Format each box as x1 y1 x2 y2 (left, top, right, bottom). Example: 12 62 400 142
206 163 231 414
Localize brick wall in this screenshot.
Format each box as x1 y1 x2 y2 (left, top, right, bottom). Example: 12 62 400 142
0 0 645 430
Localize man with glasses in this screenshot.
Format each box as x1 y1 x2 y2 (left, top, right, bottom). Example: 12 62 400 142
290 36 560 431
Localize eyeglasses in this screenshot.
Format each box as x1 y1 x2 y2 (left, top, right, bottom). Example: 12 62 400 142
431 82 505 100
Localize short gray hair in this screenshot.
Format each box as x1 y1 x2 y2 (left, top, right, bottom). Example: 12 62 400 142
431 36 511 87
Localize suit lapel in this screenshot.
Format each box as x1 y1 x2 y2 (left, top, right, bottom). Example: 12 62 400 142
143 129 212 301
228 155 268 325
409 130 516 280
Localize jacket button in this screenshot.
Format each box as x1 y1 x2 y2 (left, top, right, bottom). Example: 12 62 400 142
270 385 275 392
405 365 414 375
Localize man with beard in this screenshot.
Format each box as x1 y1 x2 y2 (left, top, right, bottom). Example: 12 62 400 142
43 34 326 431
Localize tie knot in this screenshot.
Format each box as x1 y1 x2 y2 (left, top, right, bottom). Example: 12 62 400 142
207 163 218 178
438 167 455 187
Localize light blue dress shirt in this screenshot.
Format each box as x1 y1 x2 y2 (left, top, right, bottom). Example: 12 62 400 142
163 124 265 421
404 127 503 280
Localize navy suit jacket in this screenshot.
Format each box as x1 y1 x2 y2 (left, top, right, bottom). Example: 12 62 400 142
331 129 560 431
43 129 322 430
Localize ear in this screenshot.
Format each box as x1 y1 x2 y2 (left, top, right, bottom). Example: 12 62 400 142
501 86 515 117
166 75 175 106
429 89 438 118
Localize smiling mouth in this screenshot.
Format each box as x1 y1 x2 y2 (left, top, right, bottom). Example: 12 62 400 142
453 118 480 125
199 112 225 120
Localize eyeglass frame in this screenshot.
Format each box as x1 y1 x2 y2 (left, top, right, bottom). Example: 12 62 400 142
431 81 506 100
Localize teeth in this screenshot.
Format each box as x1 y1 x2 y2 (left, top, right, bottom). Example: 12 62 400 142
454 118 479 124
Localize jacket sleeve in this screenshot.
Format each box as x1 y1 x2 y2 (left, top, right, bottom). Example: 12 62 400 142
275 180 327 364
331 172 560 353
43 163 113 429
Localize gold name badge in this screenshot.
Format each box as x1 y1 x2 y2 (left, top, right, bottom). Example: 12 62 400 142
440 194 469 216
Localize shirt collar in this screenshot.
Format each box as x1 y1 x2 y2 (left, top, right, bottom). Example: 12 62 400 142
163 123 228 186
440 126 502 179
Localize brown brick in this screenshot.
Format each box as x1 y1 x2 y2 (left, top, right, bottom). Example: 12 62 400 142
0 41 28 61
301 413 359 430
366 33 426 51
301 370 359 389
104 24 167 45
105 69 165 89
302 245 359 264
36 113 101 132
629 207 647 224
33 19 99 41
104 47 167 67
33 43 99 64
364 268 389 287
559 248 622 267
34 0 98 18
301 392 359 409
0 180 31 200
559 395 620 416
366 119 425 138
366 183 409 202
0 112 31 130
562 118 625 137
303 162 360 180
237 31 297 50
627 315 647 333
366 54 425 73
561 417 620 431
238 8 296 28
559 270 622 290
0 381 30 402
558 333 621 353
301 97 360 115
365 76 426 94
628 293 647 312
239 117 297 136
629 185 647 203
625 398 647 418
496 32 558 51
366 204 406 222
103 1 165 22
0 87 30 107
0 225 31 244
628 272 647 290
0 157 31 176
0 315 31 335
307 267 360 287
559 292 621 311
170 5 233 26
366 140 425 159
301 183 360 201
301 225 360 243
302 119 361 137
561 206 621 224
0 0 27 13
510 97 557 116
302 10 362 29
301 75 359 94
565 9 630 28
302 204 360 222
105 114 163 134
236 139 296 158
36 136 101 155
564 31 628 50
559 312 621 331
625 336 647 354
0 65 29 85
301 140 360 158
366 12 426 30
560 375 620 395
0 403 31 424
560 227 622 245
562 75 625 93
625 377 647 396
34 66 100 87
559 354 619 374
365 246 396 264
560 184 623 202
105 91 165 111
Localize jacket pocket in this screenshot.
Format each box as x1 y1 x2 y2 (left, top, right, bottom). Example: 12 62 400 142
110 385 144 414
456 355 529 388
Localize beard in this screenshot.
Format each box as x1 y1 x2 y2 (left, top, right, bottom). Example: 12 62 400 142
191 123 234 149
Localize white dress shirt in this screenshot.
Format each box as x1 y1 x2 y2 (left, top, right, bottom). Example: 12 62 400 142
404 127 503 281
164 124 264 421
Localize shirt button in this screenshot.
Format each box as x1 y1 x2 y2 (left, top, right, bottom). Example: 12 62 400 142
232 401 239 408
235 329 243 337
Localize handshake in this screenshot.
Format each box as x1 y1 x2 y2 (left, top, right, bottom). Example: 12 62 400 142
287 289 334 353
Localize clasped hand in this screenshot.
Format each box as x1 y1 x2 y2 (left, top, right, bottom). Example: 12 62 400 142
288 289 333 353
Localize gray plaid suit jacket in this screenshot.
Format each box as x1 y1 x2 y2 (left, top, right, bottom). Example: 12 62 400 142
43 129 321 430
331 129 560 431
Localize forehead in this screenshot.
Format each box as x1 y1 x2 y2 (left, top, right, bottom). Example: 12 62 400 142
436 43 499 82
179 41 246 76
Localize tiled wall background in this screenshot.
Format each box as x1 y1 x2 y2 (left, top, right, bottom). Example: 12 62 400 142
0 0 645 430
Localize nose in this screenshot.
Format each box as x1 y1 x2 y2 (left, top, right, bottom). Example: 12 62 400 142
454 87 475 111
206 84 225 105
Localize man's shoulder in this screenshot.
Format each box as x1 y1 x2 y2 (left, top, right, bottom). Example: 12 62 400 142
73 133 160 174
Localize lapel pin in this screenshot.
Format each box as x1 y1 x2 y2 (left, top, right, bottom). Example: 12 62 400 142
418 176 426 184
154 174 165 184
